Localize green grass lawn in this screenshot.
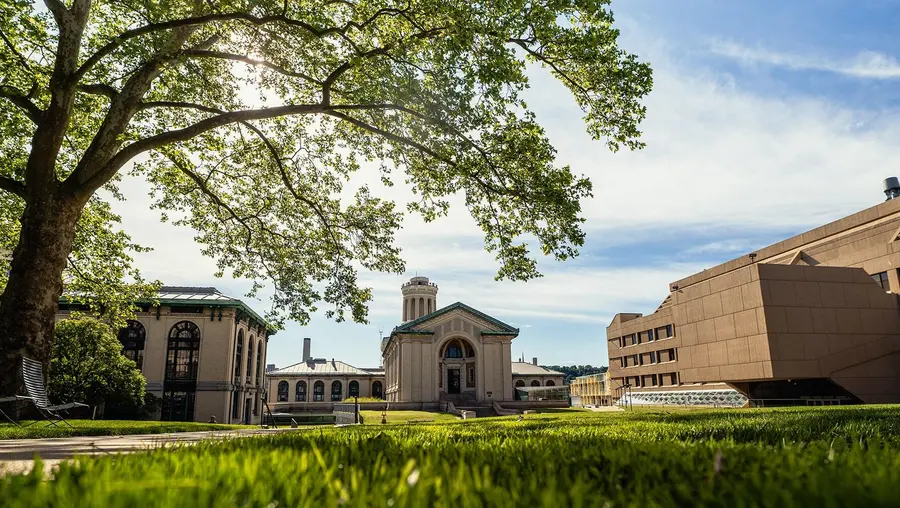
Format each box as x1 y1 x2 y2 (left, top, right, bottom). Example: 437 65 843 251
4 406 900 506
359 410 460 425
0 420 254 440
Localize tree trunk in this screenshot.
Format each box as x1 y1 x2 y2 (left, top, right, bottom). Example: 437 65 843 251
0 193 83 397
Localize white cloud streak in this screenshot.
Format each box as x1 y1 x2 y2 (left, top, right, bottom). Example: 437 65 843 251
709 39 900 79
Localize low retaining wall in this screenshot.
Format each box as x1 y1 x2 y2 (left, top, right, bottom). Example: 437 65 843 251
498 400 570 410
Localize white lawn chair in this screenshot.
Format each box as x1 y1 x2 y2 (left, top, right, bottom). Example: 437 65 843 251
22 357 89 428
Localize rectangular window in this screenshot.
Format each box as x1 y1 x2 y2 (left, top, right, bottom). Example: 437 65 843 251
872 271 890 290
649 351 656 364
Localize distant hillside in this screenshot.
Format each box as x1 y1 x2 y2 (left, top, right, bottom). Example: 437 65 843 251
541 365 608 385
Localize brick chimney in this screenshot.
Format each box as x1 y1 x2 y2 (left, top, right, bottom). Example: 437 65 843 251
303 337 311 362
532 357 538 366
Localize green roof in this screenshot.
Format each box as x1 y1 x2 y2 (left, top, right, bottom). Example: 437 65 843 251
393 301 519 335
60 286 274 332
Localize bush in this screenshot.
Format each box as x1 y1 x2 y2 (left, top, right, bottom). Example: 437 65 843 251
50 318 146 413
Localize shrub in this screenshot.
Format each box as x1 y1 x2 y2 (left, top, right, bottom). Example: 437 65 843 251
50 318 146 413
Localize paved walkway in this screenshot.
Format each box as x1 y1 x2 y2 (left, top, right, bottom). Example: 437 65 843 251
0 427 306 476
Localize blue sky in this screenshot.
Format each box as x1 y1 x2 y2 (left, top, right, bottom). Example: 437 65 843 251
114 1 900 370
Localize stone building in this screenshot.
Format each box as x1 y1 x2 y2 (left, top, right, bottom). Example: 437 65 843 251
57 286 271 423
382 276 528 404
607 184 900 406
511 357 565 395
266 338 385 409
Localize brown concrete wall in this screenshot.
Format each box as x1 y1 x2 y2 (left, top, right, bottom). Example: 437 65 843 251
756 263 900 403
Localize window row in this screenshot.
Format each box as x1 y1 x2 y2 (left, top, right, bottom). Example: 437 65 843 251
618 347 678 368
276 380 383 402
618 372 679 389
611 324 674 349
514 379 557 387
116 320 265 384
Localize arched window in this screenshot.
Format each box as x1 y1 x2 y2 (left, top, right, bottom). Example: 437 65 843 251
546 380 556 386
331 380 343 401
464 343 474 358
530 380 541 387
118 320 146 371
246 335 255 379
445 343 462 358
514 379 525 401
255 339 263 384
372 381 383 399
295 381 307 402
165 321 201 381
313 381 325 401
234 330 244 379
349 380 360 397
515 380 525 387
277 380 289 401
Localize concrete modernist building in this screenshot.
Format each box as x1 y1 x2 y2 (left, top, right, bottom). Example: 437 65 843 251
57 286 272 423
569 372 612 407
266 338 385 409
382 276 524 404
607 190 900 407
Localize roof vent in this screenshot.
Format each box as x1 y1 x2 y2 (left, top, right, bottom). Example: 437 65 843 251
885 177 900 200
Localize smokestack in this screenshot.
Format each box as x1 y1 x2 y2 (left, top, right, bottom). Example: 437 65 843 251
884 177 900 200
532 357 538 366
303 337 311 362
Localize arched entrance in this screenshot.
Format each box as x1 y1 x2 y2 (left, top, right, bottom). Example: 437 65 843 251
372 380 384 399
439 338 476 401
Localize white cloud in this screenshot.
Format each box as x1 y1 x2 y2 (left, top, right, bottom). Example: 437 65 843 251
108 19 900 355
681 239 756 256
709 39 900 79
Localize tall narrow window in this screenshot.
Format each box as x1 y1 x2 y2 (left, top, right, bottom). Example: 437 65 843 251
246 335 255 380
331 380 343 401
234 330 244 379
277 380 289 401
255 339 263 384
118 320 146 371
295 381 307 402
313 381 325 401
166 321 201 381
349 380 360 397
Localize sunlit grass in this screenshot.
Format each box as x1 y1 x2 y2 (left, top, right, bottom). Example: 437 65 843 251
359 410 460 425
3 406 900 506
0 420 254 440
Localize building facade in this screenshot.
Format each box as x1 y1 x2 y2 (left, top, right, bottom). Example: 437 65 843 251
511 358 565 397
382 277 522 404
57 286 272 423
266 338 385 409
569 372 612 407
607 193 900 407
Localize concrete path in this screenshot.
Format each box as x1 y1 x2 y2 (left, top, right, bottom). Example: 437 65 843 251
0 427 307 476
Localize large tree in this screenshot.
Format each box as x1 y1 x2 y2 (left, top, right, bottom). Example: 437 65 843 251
0 0 651 396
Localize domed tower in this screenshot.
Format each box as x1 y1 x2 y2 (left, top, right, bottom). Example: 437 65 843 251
401 276 438 322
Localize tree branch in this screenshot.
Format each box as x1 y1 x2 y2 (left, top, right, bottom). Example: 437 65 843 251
77 82 119 98
0 176 26 198
0 28 34 76
180 50 322 85
73 9 408 82
0 86 42 122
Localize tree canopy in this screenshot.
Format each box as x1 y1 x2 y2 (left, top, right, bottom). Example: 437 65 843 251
0 0 651 334
49 318 146 411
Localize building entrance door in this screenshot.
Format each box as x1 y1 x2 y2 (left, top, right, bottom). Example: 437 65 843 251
448 369 461 394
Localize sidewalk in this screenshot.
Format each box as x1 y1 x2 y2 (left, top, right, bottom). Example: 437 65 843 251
0 427 307 476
